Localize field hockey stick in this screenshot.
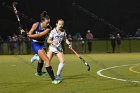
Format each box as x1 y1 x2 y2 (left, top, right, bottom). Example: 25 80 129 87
69 47 90 71
2 2 35 22
12 2 22 29
12 2 27 36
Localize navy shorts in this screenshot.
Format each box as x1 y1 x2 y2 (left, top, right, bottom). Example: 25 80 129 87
32 41 45 54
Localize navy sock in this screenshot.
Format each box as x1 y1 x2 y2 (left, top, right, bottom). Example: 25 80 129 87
37 62 43 73
46 66 55 81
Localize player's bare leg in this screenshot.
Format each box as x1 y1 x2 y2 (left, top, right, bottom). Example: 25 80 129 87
47 51 55 62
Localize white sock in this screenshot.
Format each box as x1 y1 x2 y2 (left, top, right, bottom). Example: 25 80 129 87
57 63 64 76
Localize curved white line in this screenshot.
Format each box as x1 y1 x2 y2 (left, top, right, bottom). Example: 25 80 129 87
129 64 140 74
97 64 140 83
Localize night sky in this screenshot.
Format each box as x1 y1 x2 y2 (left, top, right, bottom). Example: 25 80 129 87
1 0 140 38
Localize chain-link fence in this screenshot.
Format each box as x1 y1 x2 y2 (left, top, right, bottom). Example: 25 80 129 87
0 38 140 55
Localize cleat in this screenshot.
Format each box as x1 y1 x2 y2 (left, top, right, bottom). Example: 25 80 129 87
35 72 41 76
55 75 63 81
31 54 39 63
52 79 62 84
35 72 47 76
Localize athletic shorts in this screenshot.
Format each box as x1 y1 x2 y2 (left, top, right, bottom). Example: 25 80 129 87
32 41 45 54
48 45 63 54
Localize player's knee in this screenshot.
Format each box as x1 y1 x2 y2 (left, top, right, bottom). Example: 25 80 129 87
43 57 50 66
60 59 65 64
39 60 43 63
43 57 50 63
58 56 65 63
44 60 51 67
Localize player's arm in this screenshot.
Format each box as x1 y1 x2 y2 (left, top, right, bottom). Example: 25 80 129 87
47 30 55 44
28 22 38 35
66 37 72 48
28 25 51 39
47 32 58 45
28 29 50 39
19 23 38 37
64 35 72 48
47 36 53 44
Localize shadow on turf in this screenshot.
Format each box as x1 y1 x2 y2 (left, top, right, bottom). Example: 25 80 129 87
63 73 96 80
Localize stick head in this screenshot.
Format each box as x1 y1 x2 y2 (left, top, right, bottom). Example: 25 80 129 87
87 64 90 71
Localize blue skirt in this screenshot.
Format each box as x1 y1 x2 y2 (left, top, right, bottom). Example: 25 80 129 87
32 41 45 54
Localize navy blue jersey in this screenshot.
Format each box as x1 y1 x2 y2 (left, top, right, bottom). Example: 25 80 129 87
33 22 51 42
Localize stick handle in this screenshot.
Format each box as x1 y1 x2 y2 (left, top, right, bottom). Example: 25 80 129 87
69 47 90 71
12 2 22 28
69 48 80 58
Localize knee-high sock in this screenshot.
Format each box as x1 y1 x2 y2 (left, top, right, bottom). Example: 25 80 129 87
57 63 64 76
46 66 55 81
37 62 43 73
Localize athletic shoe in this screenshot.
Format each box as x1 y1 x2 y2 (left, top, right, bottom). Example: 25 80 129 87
55 75 63 81
35 72 48 76
52 79 62 84
31 54 39 63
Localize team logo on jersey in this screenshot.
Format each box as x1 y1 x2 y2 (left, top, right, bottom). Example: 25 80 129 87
55 35 63 42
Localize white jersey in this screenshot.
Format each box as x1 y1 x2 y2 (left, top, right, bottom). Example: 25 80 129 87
49 28 66 53
49 28 66 44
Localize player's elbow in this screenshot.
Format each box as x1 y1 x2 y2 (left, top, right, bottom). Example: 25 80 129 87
47 39 51 44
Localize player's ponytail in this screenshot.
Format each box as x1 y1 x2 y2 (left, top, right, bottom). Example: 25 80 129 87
40 11 50 21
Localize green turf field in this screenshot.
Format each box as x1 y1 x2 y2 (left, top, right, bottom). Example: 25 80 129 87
0 54 140 93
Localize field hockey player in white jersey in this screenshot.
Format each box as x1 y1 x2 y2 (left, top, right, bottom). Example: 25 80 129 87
30 19 72 82
47 19 72 81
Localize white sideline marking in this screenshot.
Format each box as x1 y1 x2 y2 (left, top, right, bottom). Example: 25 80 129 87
97 64 140 83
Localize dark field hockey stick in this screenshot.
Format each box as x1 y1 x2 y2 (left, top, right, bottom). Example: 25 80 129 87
12 2 27 36
12 2 22 29
69 48 90 71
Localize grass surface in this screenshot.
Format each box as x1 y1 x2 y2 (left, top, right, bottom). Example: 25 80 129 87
0 54 140 93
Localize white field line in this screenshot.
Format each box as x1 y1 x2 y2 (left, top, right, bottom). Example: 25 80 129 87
97 64 140 83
